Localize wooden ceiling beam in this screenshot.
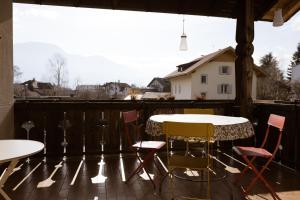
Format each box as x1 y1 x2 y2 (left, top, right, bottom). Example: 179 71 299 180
255 0 278 20
283 0 300 20
12 0 300 23
34 0 42 5
73 0 81 7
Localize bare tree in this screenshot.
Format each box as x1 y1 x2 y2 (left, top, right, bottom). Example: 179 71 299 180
13 65 22 83
48 53 68 88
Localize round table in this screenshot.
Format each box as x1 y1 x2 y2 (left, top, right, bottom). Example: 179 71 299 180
0 140 44 200
146 114 254 141
145 114 254 181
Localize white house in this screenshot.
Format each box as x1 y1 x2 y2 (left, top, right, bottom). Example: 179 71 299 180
147 77 171 92
165 46 266 100
291 64 300 82
104 82 131 99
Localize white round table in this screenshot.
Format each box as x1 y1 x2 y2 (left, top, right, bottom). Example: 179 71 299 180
145 114 254 141
0 140 44 200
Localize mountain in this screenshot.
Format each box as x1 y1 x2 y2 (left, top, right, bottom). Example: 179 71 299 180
13 42 139 87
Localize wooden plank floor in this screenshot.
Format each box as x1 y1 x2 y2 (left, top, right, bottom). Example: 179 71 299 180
1 150 300 200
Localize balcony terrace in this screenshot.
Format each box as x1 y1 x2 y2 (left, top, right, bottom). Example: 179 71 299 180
0 99 298 199
1 0 300 199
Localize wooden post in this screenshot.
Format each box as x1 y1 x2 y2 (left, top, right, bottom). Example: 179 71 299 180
0 0 14 138
235 0 254 118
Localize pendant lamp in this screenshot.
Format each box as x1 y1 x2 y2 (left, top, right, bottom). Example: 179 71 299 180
179 16 188 51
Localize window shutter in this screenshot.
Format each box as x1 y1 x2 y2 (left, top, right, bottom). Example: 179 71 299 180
228 84 232 94
227 66 231 75
217 84 221 94
219 66 222 75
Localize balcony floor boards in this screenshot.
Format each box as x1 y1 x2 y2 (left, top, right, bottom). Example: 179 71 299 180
1 150 300 200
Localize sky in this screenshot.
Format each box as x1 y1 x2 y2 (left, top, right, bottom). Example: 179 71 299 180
13 3 300 87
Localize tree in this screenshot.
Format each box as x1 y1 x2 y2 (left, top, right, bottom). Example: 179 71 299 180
13 65 22 83
48 53 68 88
287 42 300 80
292 81 300 99
257 53 290 100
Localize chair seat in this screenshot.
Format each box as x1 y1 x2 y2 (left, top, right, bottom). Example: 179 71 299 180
169 154 211 170
132 141 165 149
233 146 272 158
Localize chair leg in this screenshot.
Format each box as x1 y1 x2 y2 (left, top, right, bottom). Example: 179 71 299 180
159 171 170 193
137 153 156 189
185 142 190 156
242 156 281 200
234 156 256 185
125 149 157 189
170 170 175 200
207 168 211 199
153 158 164 175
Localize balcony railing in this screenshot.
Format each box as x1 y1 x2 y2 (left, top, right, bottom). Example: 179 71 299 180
14 99 300 171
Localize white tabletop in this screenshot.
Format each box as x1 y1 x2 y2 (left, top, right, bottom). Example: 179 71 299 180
0 140 44 164
150 114 249 125
146 114 254 141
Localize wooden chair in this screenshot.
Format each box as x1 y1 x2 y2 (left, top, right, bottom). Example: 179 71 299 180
233 114 285 200
183 108 215 155
122 110 165 189
161 122 214 199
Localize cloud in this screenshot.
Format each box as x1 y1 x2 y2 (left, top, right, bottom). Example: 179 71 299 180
288 13 300 32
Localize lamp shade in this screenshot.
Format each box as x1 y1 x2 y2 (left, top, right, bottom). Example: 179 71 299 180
273 9 284 27
179 33 188 51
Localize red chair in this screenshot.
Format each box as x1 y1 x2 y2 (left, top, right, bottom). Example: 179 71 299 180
122 110 165 188
233 114 285 200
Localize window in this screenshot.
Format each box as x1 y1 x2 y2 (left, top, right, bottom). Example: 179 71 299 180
201 75 207 84
217 84 232 94
221 84 228 93
219 66 230 75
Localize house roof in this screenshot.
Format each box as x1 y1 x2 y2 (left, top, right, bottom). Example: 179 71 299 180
165 46 235 79
147 77 171 88
253 66 267 77
142 92 171 100
14 0 300 23
104 82 130 88
22 79 53 89
165 46 266 79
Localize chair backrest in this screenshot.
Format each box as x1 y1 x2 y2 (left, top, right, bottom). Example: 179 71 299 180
122 110 140 148
122 110 138 124
163 122 214 139
184 108 215 115
268 114 285 131
260 114 285 155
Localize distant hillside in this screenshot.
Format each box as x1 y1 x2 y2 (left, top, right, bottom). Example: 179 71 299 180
13 42 138 87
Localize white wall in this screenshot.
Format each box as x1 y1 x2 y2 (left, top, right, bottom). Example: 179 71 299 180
191 61 236 100
170 76 191 99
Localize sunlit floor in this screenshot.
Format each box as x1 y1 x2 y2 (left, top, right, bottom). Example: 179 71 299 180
1 150 300 200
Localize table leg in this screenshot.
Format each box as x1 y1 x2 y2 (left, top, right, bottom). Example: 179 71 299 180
0 159 19 200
